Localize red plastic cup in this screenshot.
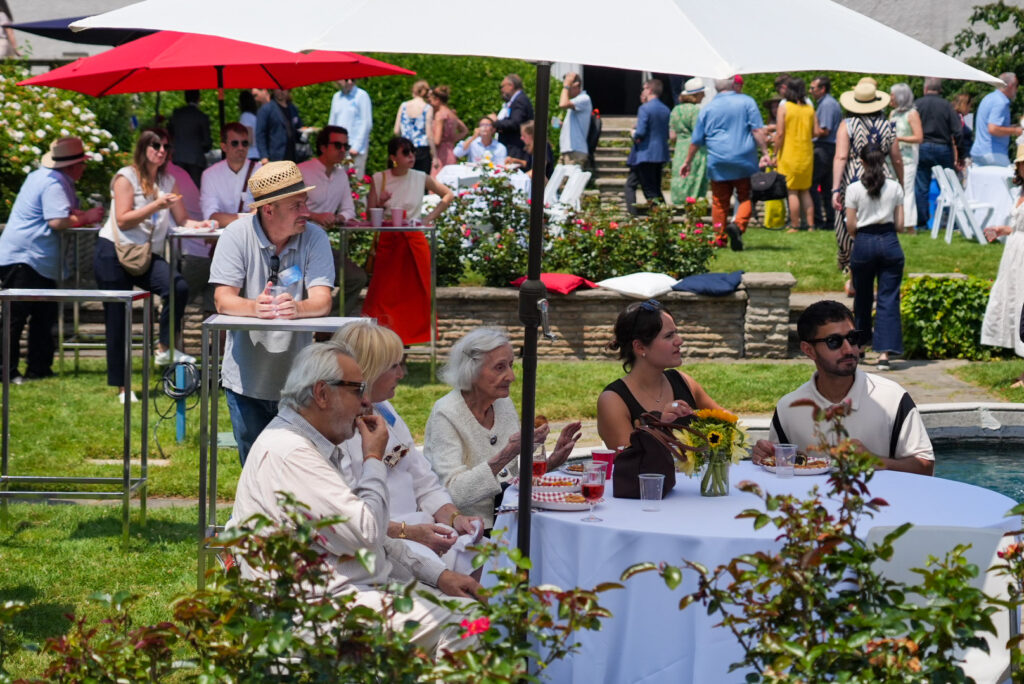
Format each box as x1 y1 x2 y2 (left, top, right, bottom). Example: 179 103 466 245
591 449 616 478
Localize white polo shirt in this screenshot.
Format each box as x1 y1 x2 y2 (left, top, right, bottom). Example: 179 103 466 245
297 158 356 221
199 158 260 222
769 370 934 462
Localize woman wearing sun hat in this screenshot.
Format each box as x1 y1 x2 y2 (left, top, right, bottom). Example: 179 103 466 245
830 79 903 297
670 77 708 205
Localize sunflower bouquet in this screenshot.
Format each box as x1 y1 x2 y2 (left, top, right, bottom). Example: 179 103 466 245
675 408 748 496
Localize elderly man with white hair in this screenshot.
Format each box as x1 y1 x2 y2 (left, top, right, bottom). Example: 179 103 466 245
231 340 483 656
424 327 582 531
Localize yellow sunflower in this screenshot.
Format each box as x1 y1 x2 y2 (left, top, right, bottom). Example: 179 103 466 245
695 408 739 424
707 429 725 448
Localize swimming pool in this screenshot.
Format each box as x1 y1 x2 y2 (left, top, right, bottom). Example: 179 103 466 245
934 442 1024 503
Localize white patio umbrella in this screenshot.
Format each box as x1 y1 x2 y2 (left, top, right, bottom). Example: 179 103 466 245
73 0 1001 562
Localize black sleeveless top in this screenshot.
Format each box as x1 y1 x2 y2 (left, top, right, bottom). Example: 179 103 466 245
603 370 698 428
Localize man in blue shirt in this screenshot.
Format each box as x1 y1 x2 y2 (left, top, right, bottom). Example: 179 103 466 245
971 73 1022 166
682 77 770 250
328 79 373 177
558 71 592 166
0 137 103 383
624 78 670 217
810 76 843 229
454 117 508 165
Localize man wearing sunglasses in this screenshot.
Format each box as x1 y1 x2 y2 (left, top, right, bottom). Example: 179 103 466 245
200 122 261 228
753 300 933 475
299 125 364 316
232 342 483 655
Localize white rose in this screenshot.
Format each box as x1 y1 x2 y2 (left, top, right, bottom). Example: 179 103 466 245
90 135 100 143
72 106 81 115
34 129 45 138
22 165 31 173
60 128 69 136
31 146 41 155
109 141 119 152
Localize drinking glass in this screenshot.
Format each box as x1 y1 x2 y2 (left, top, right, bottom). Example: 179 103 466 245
580 463 605 523
774 443 797 479
532 443 547 478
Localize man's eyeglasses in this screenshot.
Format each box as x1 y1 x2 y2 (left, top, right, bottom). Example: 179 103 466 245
228 139 250 147
328 141 350 151
808 329 868 350
268 254 280 285
326 379 366 395
149 141 171 152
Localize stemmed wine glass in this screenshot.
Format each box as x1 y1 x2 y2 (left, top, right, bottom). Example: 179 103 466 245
580 463 606 523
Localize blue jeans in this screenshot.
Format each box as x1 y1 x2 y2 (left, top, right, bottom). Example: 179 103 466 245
225 388 278 465
915 142 954 228
851 230 905 355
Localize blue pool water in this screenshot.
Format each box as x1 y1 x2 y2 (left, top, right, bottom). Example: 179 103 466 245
934 442 1024 502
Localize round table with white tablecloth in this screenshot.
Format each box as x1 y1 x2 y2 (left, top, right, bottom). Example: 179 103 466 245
493 461 1018 684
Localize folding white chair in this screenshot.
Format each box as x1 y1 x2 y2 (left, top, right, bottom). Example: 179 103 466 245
558 170 591 210
543 164 575 206
930 165 956 242
866 525 1014 684
944 168 993 244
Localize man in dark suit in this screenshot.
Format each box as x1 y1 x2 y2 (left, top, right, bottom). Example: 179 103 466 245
624 79 670 216
493 73 534 160
255 89 298 163
169 90 212 187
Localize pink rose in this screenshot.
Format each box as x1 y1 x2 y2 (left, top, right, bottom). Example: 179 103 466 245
609 221 619 229
686 197 696 204
595 228 605 237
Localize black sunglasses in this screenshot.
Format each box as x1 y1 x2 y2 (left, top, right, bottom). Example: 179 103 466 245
328 141 350 151
268 254 280 285
228 139 250 147
325 379 366 395
149 141 171 152
808 329 868 350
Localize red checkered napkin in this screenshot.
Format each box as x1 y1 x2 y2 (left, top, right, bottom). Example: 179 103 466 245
531 491 603 504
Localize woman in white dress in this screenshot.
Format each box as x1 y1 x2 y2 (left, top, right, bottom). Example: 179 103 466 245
981 148 1024 387
333 320 484 573
889 83 923 233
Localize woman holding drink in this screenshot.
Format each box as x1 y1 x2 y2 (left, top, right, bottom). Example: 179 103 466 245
424 327 581 530
362 136 454 345
597 299 726 450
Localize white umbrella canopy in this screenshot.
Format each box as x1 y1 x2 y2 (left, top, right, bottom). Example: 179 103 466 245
73 0 1001 84
73 0 1000 562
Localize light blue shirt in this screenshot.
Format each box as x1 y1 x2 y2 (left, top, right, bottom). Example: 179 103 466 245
691 91 764 182
0 167 77 280
971 89 1012 160
328 86 372 155
560 91 592 155
453 137 508 164
814 93 842 145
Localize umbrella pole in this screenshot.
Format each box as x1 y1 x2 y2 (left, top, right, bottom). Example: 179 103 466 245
216 65 226 132
516 61 552 565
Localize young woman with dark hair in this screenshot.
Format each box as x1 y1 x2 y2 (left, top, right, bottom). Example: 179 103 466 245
844 144 906 371
596 300 725 449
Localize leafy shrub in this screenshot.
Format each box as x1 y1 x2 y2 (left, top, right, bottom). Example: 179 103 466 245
1 62 129 220
626 400 999 682
1 494 614 682
901 275 1005 360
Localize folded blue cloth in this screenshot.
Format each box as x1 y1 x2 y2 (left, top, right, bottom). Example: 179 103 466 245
672 270 744 296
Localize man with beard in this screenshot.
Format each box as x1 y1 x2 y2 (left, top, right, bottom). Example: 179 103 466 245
752 300 933 475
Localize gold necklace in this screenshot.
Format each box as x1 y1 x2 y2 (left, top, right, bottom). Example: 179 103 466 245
630 376 665 406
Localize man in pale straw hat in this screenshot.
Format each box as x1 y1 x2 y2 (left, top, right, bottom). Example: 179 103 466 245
209 160 335 464
912 77 962 229
0 137 104 384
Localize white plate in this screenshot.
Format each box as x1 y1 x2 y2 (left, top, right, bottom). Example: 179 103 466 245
559 463 586 477
533 497 600 512
760 463 830 476
508 476 580 493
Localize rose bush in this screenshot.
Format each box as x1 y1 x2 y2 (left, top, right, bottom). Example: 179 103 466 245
0 62 128 219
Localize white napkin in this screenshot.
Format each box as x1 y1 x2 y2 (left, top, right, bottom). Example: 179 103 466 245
442 519 483 575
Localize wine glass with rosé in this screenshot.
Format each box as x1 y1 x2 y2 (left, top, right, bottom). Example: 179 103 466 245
532 443 548 477
580 462 606 523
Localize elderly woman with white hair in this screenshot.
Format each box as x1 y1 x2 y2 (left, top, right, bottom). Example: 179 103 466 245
333 320 483 573
888 83 923 232
424 327 582 530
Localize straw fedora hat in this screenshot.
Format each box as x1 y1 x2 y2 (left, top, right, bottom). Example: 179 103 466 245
839 81 891 114
683 77 705 95
41 137 86 169
248 161 315 209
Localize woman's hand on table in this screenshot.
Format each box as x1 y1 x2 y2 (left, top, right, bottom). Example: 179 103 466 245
751 439 775 465
547 421 583 470
405 523 458 554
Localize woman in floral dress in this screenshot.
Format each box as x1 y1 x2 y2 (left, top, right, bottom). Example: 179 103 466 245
670 78 708 205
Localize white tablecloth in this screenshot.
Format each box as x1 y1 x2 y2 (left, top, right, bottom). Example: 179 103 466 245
435 163 482 190
967 164 1016 228
494 462 1018 684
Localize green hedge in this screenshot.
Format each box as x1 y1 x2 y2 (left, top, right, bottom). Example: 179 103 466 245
900 275 1007 360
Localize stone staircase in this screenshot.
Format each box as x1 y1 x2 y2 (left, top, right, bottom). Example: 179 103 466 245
592 115 635 208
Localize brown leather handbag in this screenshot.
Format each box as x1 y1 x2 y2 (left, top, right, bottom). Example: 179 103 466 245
612 413 696 499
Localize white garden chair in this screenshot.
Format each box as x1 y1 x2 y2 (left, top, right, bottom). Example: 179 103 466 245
543 164 579 206
944 167 993 244
557 170 591 210
866 525 1014 684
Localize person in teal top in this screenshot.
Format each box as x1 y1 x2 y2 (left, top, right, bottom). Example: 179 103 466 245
670 78 708 204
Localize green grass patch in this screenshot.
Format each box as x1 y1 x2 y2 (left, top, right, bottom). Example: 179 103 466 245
708 228 1002 292
950 359 1024 402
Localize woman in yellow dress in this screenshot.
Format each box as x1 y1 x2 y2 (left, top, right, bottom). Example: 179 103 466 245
775 77 816 231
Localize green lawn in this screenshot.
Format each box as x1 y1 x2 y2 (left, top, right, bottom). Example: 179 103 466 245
951 359 1024 402
707 227 1002 292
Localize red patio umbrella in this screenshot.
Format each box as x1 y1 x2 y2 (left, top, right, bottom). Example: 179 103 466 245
18 30 413 127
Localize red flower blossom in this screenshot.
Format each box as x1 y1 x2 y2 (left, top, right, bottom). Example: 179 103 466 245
686 196 696 204
695 222 704 228
679 231 687 239
362 175 372 183
346 167 355 176
609 221 619 229
595 228 605 237
694 228 703 235
460 617 490 638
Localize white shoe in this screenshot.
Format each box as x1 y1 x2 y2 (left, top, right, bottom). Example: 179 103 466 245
155 348 196 366
118 390 139 404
